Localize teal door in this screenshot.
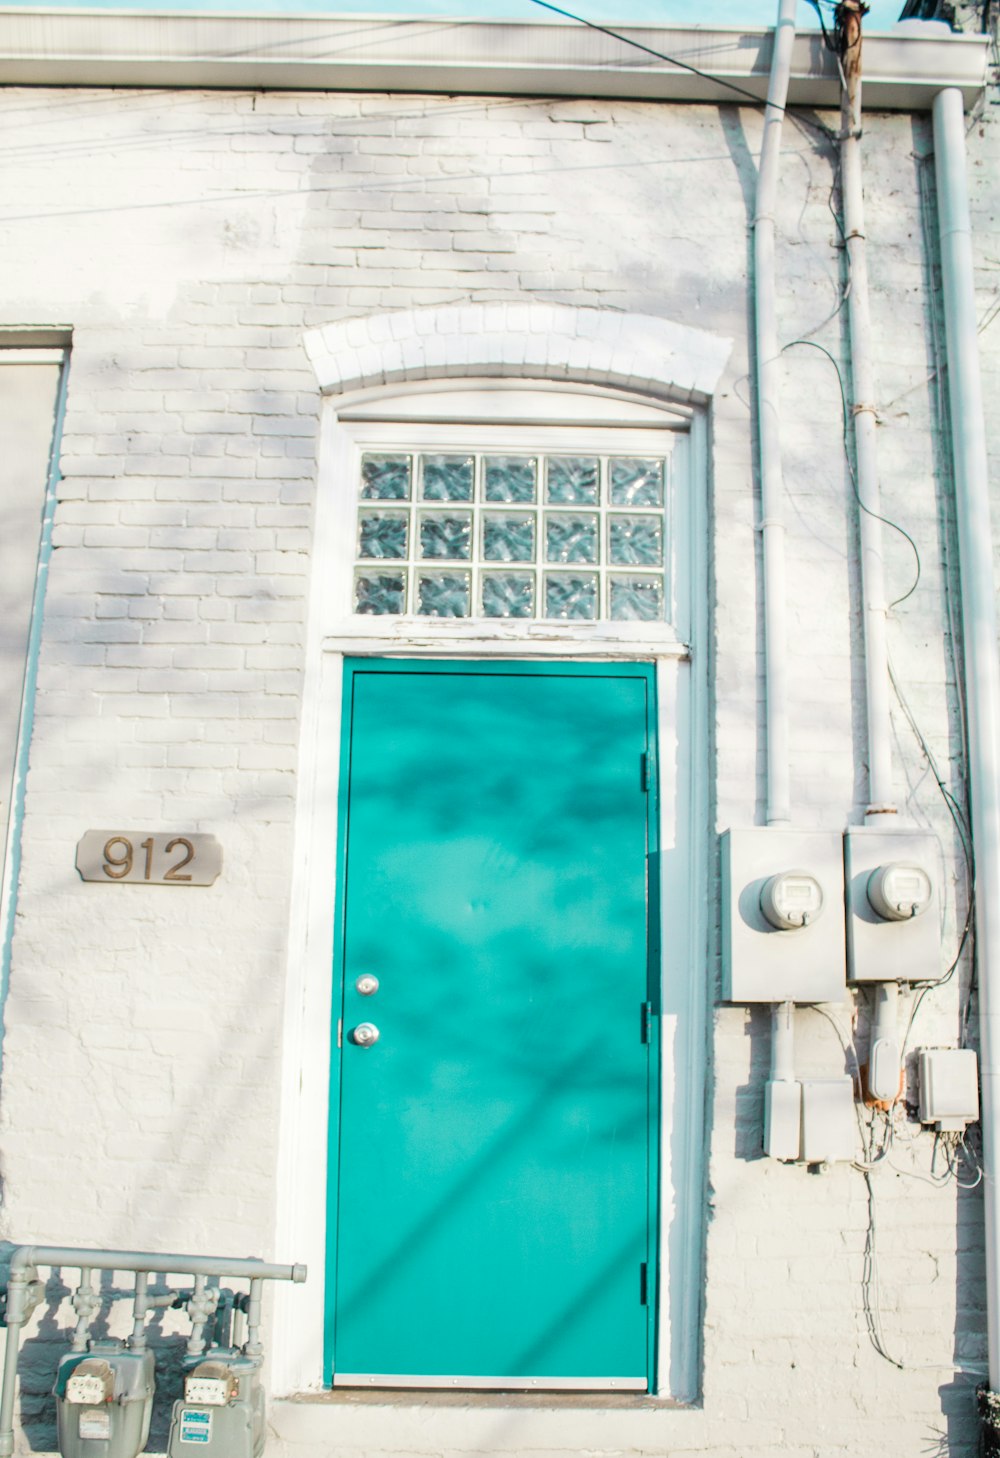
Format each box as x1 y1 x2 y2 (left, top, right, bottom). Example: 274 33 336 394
328 660 658 1389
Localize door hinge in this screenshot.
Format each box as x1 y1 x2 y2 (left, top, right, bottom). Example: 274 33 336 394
639 1262 648 1306
641 752 652 791
641 1001 653 1044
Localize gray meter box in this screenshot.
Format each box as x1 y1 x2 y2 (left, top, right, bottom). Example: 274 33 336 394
844 827 941 983
54 1343 154 1458
721 829 845 1002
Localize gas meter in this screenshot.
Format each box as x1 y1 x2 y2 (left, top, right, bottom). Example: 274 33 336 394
167 1353 265 1458
54 1342 155 1458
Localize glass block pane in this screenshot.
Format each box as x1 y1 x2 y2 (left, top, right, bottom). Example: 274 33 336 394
609 514 663 566
545 513 599 564
546 456 598 505
417 571 471 617
483 513 535 563
484 455 537 503
358 510 408 560
610 457 664 507
544 573 597 620
354 569 407 615
419 512 472 560
609 574 664 622
421 454 474 502
482 572 534 619
361 453 411 501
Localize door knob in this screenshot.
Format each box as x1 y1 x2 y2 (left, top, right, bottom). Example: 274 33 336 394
351 1022 380 1048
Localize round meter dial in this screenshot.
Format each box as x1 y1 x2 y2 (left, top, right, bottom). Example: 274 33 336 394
759 870 824 930
866 862 932 921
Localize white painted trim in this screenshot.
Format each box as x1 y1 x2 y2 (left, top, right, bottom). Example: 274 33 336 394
271 405 345 1395
656 411 710 1403
304 305 732 406
0 10 987 108
321 634 689 659
273 369 711 1401
0 349 64 366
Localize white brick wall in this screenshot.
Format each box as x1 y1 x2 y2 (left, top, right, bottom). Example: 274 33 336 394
0 53 996 1458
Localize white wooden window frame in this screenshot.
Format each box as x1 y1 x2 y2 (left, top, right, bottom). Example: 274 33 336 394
272 375 711 1407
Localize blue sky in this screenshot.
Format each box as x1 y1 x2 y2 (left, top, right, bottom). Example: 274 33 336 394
6 0 907 24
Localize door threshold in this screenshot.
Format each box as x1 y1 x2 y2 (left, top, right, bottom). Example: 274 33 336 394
333 1375 647 1392
289 1390 675 1411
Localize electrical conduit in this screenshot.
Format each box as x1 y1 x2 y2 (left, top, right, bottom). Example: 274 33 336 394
754 0 798 1155
932 85 1000 1401
754 0 797 829
837 0 896 819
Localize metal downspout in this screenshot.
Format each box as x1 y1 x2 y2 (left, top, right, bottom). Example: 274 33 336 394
932 85 1000 1399
837 1 896 818
754 0 797 829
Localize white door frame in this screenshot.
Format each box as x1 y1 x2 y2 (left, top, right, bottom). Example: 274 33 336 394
271 376 711 1405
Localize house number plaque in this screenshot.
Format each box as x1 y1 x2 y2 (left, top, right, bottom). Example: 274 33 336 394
76 831 222 886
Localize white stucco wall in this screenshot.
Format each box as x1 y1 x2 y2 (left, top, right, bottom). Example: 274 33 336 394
0 45 997 1457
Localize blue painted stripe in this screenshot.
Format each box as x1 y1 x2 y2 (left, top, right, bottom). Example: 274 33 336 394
0 351 71 1064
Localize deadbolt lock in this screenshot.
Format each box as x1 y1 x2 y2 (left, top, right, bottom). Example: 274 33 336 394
355 975 380 996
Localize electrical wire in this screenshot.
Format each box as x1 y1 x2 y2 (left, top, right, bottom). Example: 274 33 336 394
861 1158 905 1369
780 338 922 607
946 1131 984 1189
526 0 838 142
886 658 975 1003
802 0 838 53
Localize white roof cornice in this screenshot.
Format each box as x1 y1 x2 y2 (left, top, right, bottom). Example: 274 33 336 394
0 9 988 108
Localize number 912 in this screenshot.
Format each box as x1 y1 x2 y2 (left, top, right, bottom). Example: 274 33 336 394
102 835 195 882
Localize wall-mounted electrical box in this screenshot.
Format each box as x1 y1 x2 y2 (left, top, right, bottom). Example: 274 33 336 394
54 1344 155 1458
844 828 941 983
721 829 846 1002
800 1077 856 1163
918 1048 980 1131
168 1353 265 1458
764 1078 801 1161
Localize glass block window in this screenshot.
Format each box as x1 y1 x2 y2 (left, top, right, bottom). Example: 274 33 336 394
352 451 670 622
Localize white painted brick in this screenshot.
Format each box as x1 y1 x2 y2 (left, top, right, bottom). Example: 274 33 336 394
0 66 995 1458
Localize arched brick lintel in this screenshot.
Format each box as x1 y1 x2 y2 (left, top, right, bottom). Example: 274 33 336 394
303 303 732 404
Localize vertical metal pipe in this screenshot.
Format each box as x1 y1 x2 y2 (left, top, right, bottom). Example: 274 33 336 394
245 1279 263 1357
837 1 896 816
770 1000 796 1082
71 1269 95 1353
754 0 797 827
933 83 1000 1392
0 1271 27 1458
186 1274 209 1357
130 1272 149 1351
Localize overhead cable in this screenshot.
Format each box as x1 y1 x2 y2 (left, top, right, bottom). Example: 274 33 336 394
526 0 835 135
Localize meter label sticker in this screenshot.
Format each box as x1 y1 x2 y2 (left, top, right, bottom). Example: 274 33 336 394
79 1409 112 1441
179 1409 213 1444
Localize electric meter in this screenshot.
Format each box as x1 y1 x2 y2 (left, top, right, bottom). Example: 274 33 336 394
866 862 933 921
844 828 941 982
759 870 824 930
720 828 845 1001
